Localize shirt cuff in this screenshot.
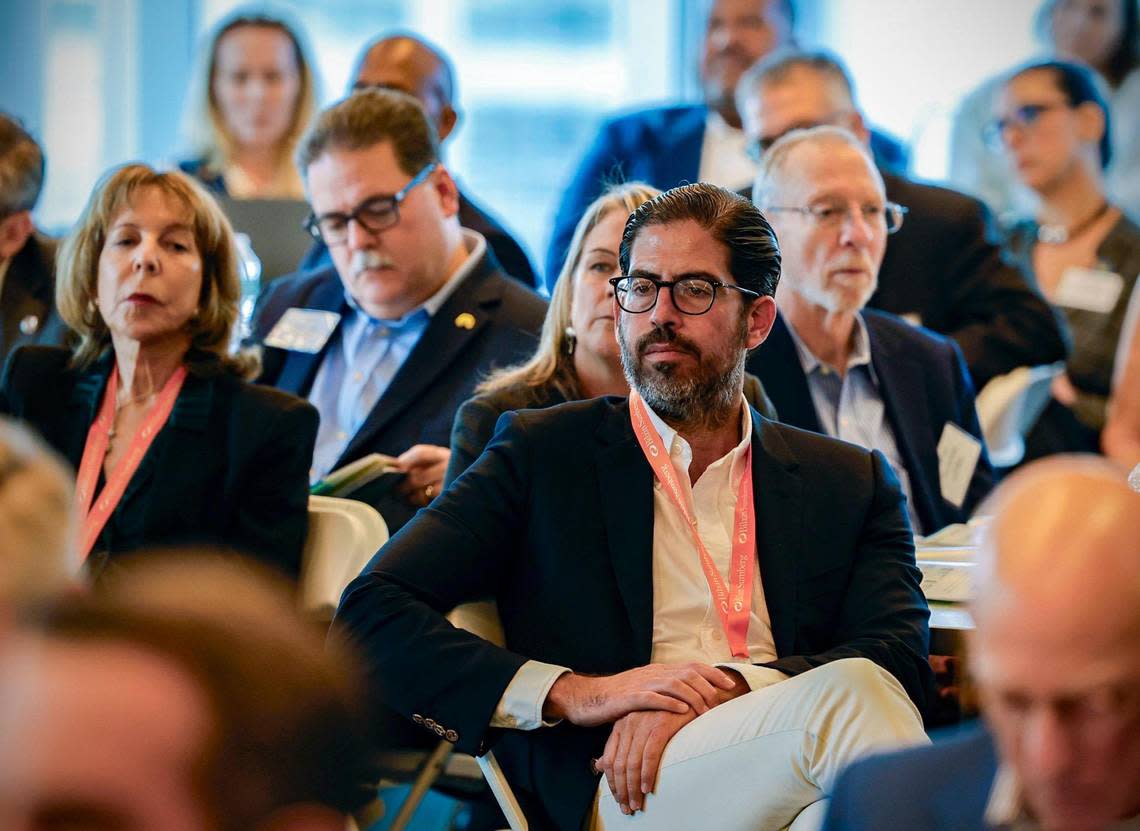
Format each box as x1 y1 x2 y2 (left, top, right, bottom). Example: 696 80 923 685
490 660 571 730
715 662 789 692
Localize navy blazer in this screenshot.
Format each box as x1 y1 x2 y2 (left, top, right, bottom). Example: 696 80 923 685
822 724 998 830
749 310 993 534
335 396 933 830
0 234 69 365
545 103 909 288
0 346 317 578
252 249 546 532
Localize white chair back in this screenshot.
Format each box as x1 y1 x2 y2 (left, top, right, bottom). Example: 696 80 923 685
300 495 388 620
975 363 1062 468
447 600 529 831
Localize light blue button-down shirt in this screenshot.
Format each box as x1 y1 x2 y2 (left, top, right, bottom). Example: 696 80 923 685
307 231 485 481
784 314 923 534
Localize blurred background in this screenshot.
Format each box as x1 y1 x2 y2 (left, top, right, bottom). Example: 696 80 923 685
0 0 1041 264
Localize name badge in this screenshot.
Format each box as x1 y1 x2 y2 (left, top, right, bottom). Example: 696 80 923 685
937 422 982 509
263 308 340 353
1054 267 1124 314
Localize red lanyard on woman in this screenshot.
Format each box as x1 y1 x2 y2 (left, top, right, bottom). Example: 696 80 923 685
74 365 187 560
628 390 756 659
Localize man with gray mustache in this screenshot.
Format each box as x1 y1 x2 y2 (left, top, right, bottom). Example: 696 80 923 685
747 126 994 537
252 89 545 533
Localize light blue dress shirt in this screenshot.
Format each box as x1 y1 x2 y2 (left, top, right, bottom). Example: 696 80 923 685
307 232 485 481
784 314 923 534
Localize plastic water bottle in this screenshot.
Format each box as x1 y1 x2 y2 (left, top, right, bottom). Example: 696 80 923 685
1129 463 1140 493
234 233 262 345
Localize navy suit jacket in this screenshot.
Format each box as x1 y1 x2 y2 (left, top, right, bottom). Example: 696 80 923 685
545 103 909 288
822 724 998 830
252 250 546 532
0 234 69 365
335 396 933 830
0 346 317 578
749 310 993 534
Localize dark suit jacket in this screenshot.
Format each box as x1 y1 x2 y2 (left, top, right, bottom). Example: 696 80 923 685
443 373 779 485
749 310 993 534
822 724 998 830
253 250 546 532
871 172 1068 388
545 103 909 287
1 234 69 365
0 346 317 578
335 397 933 830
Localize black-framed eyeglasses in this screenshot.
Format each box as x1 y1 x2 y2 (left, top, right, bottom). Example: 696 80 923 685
983 102 1071 149
765 201 908 235
303 162 436 243
608 275 760 316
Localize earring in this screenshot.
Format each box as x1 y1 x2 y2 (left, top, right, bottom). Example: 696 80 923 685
564 326 577 357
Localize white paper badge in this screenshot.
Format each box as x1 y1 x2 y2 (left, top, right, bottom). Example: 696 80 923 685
263 308 341 353
937 422 982 509
1054 267 1125 314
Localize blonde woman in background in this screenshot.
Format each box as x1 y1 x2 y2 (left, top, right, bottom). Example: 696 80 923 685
444 182 777 483
177 8 317 199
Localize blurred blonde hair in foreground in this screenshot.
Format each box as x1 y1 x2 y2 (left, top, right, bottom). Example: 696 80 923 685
0 417 76 609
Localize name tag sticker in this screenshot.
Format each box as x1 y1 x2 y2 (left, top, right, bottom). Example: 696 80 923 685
263 308 340 353
937 422 982 509
1054 267 1124 314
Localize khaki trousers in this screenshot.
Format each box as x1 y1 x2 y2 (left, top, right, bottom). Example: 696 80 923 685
591 658 929 831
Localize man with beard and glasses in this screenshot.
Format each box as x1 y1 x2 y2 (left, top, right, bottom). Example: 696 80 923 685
335 183 933 831
543 0 909 291
748 127 994 536
251 89 545 533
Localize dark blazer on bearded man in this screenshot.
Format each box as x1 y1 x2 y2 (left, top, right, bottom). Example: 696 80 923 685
748 310 994 534
443 373 780 485
334 396 934 831
0 345 317 579
822 723 998 831
545 103 910 288
252 248 546 532
1 233 69 365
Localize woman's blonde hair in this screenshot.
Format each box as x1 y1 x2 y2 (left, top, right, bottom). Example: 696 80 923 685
478 182 661 400
56 163 251 375
179 8 318 182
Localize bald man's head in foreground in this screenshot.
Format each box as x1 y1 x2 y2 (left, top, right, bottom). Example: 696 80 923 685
351 34 458 143
970 456 1140 831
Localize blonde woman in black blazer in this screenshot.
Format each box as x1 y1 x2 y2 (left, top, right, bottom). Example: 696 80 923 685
0 164 316 579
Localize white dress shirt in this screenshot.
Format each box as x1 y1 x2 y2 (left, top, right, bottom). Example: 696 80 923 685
697 111 758 192
491 397 787 731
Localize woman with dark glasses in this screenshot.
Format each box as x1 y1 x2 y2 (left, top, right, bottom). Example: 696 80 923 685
993 60 1140 460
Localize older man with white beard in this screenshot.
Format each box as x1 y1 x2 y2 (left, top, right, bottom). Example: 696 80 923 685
747 126 993 536
252 89 545 532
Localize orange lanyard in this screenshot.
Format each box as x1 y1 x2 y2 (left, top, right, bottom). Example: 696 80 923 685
74 365 187 560
629 391 756 659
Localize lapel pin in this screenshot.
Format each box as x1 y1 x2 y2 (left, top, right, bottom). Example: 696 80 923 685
454 312 476 330
19 315 40 336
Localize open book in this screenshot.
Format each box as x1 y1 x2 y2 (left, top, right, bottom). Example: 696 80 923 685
310 453 403 498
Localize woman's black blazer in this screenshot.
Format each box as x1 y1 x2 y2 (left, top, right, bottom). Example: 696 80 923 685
0 346 318 578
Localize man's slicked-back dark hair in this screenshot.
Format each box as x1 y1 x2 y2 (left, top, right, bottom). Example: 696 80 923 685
618 182 781 298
